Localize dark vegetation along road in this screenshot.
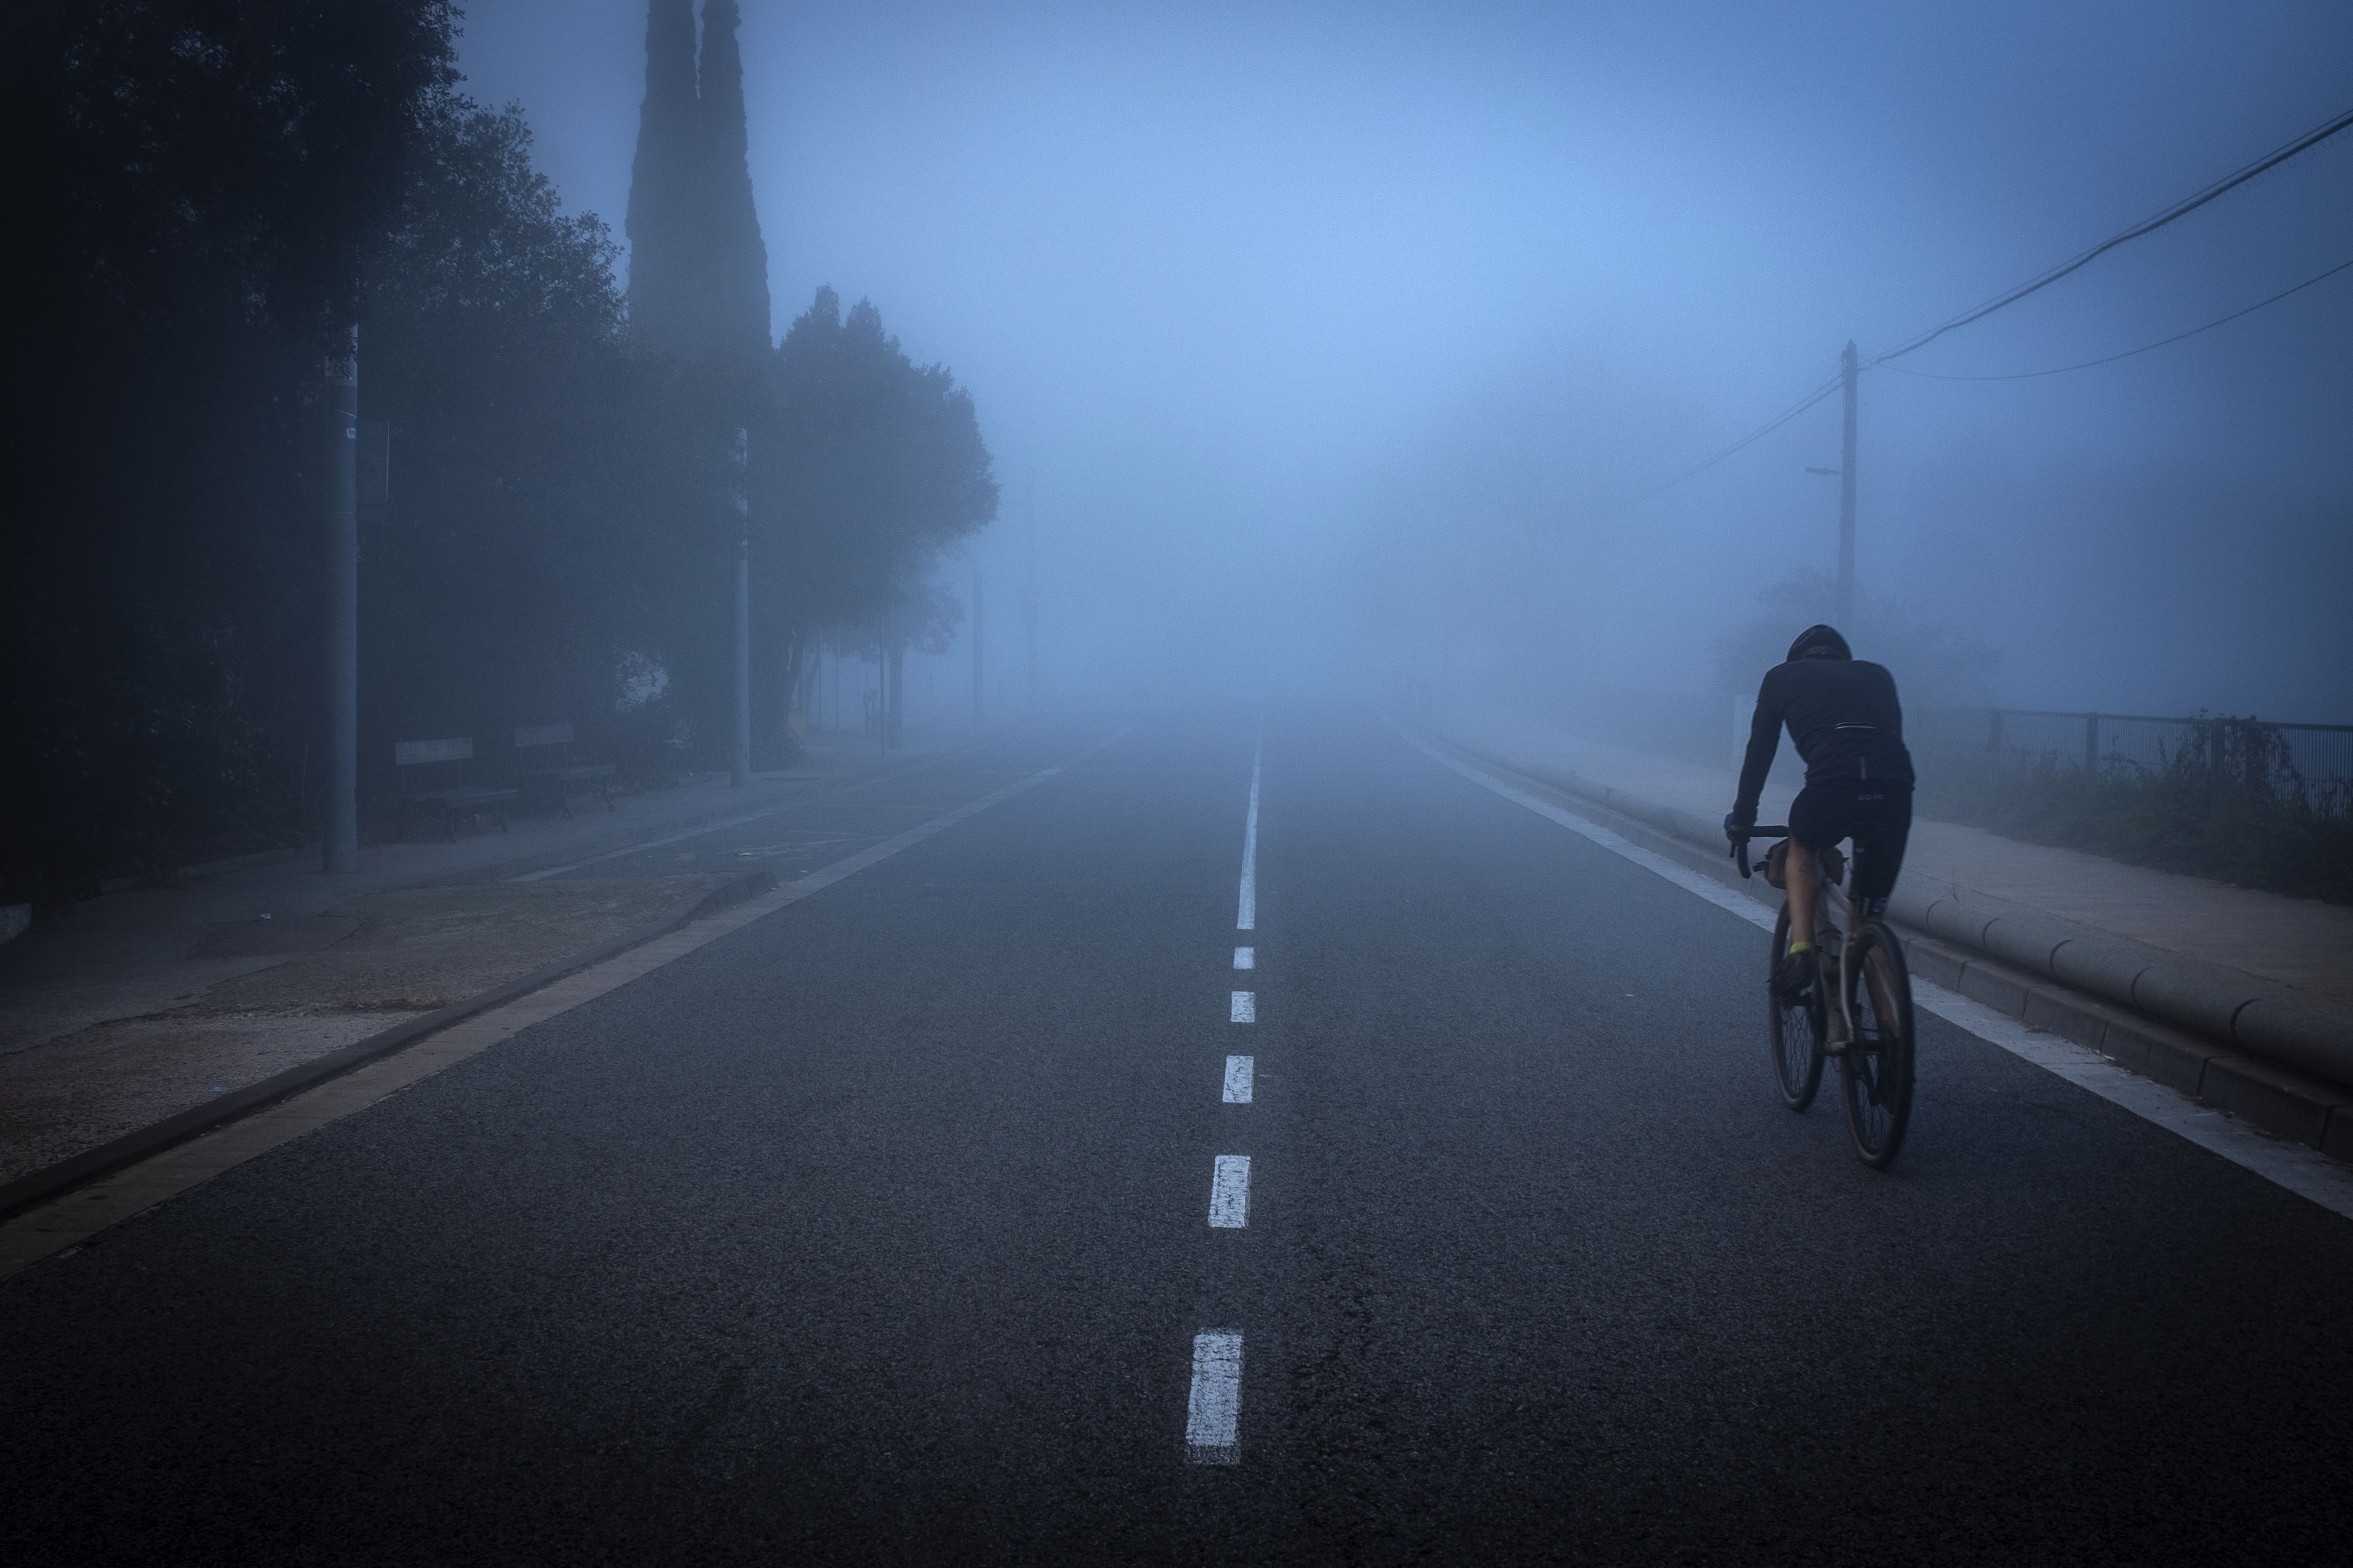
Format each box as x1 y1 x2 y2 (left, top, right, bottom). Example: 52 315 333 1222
4 711 2349 1565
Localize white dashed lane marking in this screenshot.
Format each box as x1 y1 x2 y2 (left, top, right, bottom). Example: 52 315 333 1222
1185 1332 1244 1464
1182 730 1266 1466
1223 1056 1255 1104
1208 1156 1251 1227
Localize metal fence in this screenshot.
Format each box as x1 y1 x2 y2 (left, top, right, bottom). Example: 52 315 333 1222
1909 707 2353 785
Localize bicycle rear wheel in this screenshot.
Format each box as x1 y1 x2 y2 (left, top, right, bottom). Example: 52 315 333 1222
1767 903 1824 1110
1839 922 1915 1167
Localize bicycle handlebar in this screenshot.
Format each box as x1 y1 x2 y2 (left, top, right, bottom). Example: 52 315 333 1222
1726 824 1790 881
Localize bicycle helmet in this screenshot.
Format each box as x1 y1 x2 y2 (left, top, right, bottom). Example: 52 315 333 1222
1786 623 1852 662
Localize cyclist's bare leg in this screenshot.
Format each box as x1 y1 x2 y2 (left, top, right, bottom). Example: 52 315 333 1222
1785 840 1819 950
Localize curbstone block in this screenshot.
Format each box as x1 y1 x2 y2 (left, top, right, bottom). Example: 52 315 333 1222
2322 1106 2353 1165
1886 884 1938 930
1956 961 2031 1019
2129 962 2250 1050
2048 938 2155 1007
1976 911 2078 979
2196 1053 2349 1150
2231 998 2353 1090
2095 1016 2224 1097
1920 897 1996 951
1905 941 1967 991
2022 986 2110 1049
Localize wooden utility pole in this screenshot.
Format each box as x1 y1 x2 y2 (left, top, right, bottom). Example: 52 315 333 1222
1836 340 1858 629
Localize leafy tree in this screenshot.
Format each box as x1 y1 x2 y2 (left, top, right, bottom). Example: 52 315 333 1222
0 4 999 904
1 1 459 903
748 289 997 756
358 93 734 787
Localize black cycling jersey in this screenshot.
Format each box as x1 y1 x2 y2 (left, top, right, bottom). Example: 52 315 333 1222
1733 656 1915 822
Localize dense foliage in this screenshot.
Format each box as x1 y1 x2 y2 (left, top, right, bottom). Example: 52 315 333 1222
2 1 461 905
751 289 998 756
358 95 734 793
1 3 993 909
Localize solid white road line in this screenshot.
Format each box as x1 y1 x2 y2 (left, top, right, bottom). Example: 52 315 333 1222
1909 980 2353 1221
1224 1056 1255 1104
1185 1331 1244 1464
1237 734 1262 931
1208 1155 1251 1227
1234 946 1255 970
1230 991 1255 1023
508 803 806 882
0 729 1138 1280
1392 720 2353 1222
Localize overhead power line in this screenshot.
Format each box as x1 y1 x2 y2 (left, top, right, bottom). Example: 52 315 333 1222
1875 104 2353 364
1878 253 2353 381
1599 103 2353 515
1599 369 1843 517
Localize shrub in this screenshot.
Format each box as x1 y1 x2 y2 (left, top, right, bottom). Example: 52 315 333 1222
1918 715 2353 905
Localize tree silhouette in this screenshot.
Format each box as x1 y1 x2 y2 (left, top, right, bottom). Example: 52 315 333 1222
750 290 998 756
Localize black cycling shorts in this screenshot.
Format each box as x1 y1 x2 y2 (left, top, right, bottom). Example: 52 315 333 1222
1789 782 1913 905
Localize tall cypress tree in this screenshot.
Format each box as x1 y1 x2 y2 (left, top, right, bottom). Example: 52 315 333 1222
625 0 770 362
624 0 701 352
696 0 772 360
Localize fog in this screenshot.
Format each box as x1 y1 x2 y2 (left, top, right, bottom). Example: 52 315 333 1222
467 0 2353 721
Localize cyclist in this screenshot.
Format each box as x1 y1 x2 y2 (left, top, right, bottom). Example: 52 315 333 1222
1723 625 1915 1035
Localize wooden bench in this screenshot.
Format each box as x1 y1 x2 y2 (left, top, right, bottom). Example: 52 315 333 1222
514 722 617 817
393 738 519 840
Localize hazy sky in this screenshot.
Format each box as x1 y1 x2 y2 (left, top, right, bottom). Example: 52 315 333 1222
458 1 2353 718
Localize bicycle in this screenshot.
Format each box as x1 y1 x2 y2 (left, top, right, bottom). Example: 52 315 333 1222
1729 826 1916 1168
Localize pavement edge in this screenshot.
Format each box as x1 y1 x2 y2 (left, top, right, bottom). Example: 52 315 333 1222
1404 717 2353 1163
0 868 777 1225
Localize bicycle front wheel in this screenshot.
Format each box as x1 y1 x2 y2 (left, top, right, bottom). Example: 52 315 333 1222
1767 902 1824 1111
1839 922 1915 1167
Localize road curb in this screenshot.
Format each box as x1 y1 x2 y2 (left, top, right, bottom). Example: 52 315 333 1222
0 867 777 1225
1414 722 2353 1161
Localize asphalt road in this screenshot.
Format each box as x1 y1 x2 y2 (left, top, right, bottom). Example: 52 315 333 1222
5 710 2350 1565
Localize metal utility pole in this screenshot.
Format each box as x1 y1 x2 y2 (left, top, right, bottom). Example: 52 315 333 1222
880 601 900 752
971 568 985 724
888 639 904 749
729 427 751 787
1836 340 1858 629
1022 500 1039 712
323 328 359 875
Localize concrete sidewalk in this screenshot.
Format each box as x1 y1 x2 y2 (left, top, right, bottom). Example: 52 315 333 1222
1437 702 2353 1011
0 727 976 1185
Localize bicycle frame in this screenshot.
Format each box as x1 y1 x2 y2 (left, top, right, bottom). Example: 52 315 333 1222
1734 823 1917 1166
1731 827 1856 1041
